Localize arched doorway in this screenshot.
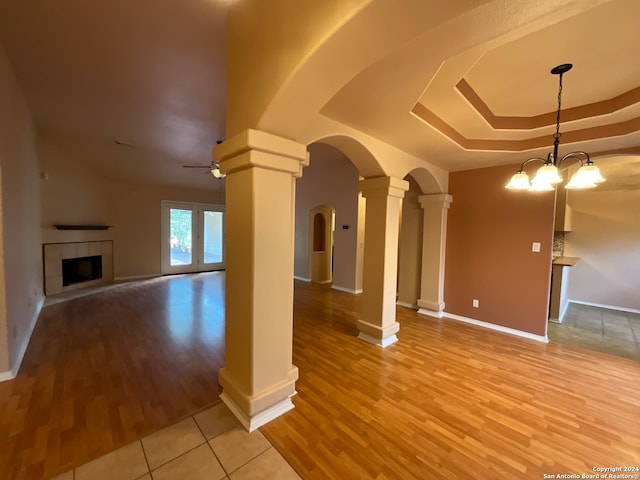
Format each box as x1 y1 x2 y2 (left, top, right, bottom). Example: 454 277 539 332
309 205 334 284
294 142 365 293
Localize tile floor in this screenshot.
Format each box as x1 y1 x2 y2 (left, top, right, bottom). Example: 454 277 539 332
548 303 640 361
50 402 300 480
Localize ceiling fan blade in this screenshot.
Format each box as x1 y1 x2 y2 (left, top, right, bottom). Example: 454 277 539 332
182 165 212 169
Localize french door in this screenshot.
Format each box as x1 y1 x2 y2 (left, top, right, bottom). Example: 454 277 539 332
161 201 225 274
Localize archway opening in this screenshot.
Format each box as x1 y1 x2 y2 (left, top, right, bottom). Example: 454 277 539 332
309 205 334 284
397 175 424 308
294 142 365 293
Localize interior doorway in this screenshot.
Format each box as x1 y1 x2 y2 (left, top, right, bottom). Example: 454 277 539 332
309 205 334 284
161 201 225 274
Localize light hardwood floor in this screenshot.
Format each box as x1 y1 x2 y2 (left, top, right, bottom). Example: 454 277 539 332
262 281 640 479
0 273 226 479
1 273 639 479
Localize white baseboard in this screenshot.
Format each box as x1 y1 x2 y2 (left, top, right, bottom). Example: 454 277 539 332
396 301 418 310
332 285 362 295
293 276 311 282
568 300 640 315
1 296 45 382
220 391 296 433
114 274 160 281
357 332 398 348
442 311 548 343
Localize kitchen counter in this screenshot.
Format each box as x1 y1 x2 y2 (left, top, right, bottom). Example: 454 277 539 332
552 256 579 266
549 257 579 322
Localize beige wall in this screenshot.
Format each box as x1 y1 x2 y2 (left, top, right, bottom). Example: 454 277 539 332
109 182 221 278
397 177 423 307
565 188 640 311
444 164 555 336
39 139 114 245
295 143 361 291
0 44 43 375
38 141 223 279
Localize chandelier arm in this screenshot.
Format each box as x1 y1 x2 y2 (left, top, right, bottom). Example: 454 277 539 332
558 151 590 169
517 157 547 172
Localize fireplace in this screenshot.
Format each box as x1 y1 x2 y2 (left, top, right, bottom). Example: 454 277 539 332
43 241 114 295
62 255 103 286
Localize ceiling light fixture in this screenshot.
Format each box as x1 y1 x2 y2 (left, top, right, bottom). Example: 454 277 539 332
210 140 226 178
211 163 226 179
505 64 605 191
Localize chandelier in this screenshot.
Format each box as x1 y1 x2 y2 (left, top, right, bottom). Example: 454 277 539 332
505 64 605 191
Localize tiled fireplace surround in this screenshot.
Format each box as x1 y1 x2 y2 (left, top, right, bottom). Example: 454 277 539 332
43 241 114 296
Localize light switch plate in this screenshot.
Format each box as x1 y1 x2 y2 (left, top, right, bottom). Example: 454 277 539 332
532 242 541 252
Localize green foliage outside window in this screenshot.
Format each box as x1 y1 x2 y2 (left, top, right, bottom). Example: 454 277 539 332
170 209 192 251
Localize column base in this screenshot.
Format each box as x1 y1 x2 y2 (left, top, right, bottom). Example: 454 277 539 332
417 308 444 318
357 319 400 348
417 299 444 318
220 391 296 433
219 365 298 416
357 332 398 348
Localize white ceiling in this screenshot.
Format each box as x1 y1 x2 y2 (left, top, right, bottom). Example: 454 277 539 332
0 0 638 191
0 0 228 190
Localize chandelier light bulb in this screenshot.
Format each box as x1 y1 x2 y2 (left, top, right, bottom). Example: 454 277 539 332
505 172 531 190
528 178 555 192
532 164 563 185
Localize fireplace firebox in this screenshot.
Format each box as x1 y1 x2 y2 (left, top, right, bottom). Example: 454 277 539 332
62 255 103 287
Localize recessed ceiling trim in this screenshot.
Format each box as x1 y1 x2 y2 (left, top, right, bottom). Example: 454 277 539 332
456 79 640 130
412 102 640 152
590 146 640 158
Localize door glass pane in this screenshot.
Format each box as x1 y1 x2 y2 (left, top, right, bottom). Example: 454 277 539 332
170 208 193 266
203 211 223 264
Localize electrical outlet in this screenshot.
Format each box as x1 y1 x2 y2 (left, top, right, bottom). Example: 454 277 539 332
532 242 541 253
472 299 479 308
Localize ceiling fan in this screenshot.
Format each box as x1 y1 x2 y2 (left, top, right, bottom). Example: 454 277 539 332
182 140 226 178
182 161 226 179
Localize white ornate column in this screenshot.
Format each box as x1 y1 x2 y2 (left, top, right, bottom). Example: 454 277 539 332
214 129 308 431
417 194 453 318
358 177 408 347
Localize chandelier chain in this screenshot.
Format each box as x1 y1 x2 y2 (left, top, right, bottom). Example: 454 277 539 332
554 73 564 143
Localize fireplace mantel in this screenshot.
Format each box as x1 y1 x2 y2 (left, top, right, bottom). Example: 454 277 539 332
53 224 113 230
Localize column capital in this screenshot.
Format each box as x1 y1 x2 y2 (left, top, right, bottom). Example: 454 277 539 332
419 193 453 209
213 129 309 177
359 176 408 199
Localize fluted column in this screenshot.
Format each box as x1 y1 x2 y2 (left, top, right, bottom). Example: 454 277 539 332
358 177 408 347
417 194 453 318
214 129 308 431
